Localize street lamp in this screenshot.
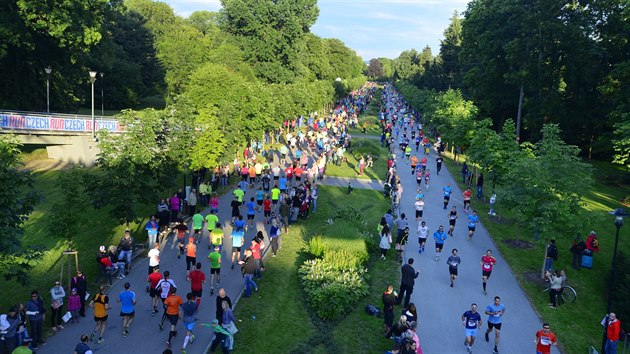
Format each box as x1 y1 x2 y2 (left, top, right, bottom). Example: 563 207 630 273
45 67 52 113
100 72 104 117
602 207 628 353
89 70 97 141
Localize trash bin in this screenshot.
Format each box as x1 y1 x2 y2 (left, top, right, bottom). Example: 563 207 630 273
582 250 593 269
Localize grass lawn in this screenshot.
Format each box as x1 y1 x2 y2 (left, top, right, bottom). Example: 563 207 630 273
348 90 383 137
324 138 389 181
440 151 629 354
230 186 397 353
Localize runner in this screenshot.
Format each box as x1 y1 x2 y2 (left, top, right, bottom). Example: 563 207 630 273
448 206 458 237
147 267 162 316
436 156 443 175
185 237 197 273
208 246 222 295
462 303 482 353
209 222 224 252
271 184 281 211
263 195 272 224
157 271 177 330
230 227 245 269
191 212 204 244
173 220 188 259
163 288 183 349
410 155 418 175
467 210 480 241
443 183 453 209
230 196 241 226
484 296 506 354
414 197 424 221
246 197 256 228
417 221 429 254
187 262 206 306
180 292 198 354
117 282 136 338
433 225 448 262
88 286 110 344
481 250 497 295
463 188 473 211
447 248 461 288
424 169 430 190
535 323 557 354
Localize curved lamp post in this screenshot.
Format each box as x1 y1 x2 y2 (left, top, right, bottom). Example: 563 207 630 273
89 70 97 141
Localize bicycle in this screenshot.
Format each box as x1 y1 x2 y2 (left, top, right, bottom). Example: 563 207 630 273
543 284 577 304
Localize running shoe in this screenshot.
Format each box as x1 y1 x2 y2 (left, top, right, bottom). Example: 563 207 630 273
166 341 171 348
483 290 487 295
467 345 472 353
124 326 129 335
493 348 499 354
159 323 164 331
97 338 104 344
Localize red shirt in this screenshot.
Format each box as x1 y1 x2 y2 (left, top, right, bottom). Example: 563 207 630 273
100 256 113 268
250 243 261 260
188 270 206 291
285 167 293 178
481 255 496 272
608 319 621 341
263 199 272 212
147 272 162 288
463 190 472 200
536 329 557 353
294 167 303 177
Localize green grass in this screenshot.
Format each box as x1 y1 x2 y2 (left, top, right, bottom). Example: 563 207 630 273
324 138 388 181
440 151 629 354
231 186 395 353
348 87 382 137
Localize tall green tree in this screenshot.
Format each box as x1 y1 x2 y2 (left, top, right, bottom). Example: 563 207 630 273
0 136 42 284
438 11 462 90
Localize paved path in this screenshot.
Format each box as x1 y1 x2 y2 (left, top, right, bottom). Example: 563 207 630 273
39 184 273 354
317 176 384 191
387 100 560 353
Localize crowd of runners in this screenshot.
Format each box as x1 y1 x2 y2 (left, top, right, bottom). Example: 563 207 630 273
376 84 563 354
0 84 378 354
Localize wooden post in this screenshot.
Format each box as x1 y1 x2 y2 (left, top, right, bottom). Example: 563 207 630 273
61 250 79 290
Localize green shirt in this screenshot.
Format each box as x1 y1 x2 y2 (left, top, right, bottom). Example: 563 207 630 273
192 213 204 230
12 347 33 354
210 229 224 246
271 188 280 200
205 214 219 230
208 251 221 269
233 189 245 203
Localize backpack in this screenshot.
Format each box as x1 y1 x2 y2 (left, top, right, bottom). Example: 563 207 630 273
365 304 383 318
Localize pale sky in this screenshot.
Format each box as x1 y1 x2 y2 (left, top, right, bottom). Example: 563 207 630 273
162 0 469 60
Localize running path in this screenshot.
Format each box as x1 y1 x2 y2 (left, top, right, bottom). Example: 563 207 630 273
316 176 384 191
38 185 273 354
387 95 560 353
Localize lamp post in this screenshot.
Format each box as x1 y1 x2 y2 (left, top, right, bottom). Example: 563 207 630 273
45 67 52 113
89 70 97 141
100 72 104 117
602 208 628 353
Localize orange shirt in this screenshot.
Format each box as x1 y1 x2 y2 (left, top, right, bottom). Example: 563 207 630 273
410 156 418 166
164 294 183 315
249 166 256 178
186 242 197 257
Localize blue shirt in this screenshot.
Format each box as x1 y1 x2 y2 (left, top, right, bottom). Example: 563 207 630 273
443 186 452 197
232 230 244 247
246 201 256 215
145 221 158 235
118 290 136 314
256 190 264 201
295 150 302 159
486 303 505 324
433 230 447 244
468 215 479 228
463 310 481 329
279 178 287 190
234 219 246 231
181 301 198 323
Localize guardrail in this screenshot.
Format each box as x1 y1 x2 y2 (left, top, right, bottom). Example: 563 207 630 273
0 110 123 133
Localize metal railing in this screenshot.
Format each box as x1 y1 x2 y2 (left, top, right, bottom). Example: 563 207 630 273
0 109 117 121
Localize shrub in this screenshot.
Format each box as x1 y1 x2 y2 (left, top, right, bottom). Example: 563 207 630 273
331 207 362 221
308 236 327 258
299 259 369 320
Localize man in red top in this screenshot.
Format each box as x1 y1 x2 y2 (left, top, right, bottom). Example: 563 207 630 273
463 188 473 211
187 262 206 307
605 312 621 354
285 165 293 185
164 288 183 349
263 196 272 224
535 322 557 354
147 267 162 316
294 166 303 182
481 250 497 295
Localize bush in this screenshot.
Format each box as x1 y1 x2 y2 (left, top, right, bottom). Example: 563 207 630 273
299 259 369 320
331 207 362 221
308 236 327 258
323 249 367 270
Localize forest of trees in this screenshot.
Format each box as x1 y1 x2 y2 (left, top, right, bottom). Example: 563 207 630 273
366 1 629 166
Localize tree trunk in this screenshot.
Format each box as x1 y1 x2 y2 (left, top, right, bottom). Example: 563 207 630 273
516 83 524 143
541 245 548 280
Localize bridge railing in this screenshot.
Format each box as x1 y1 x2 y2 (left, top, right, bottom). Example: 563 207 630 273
0 110 123 134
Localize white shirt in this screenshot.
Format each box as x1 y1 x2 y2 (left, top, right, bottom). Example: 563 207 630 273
414 200 424 211
417 225 429 238
148 248 160 267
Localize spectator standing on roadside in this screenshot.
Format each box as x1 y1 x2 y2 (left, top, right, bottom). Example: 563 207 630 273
396 258 419 308
545 240 558 272
49 280 66 332
145 216 159 248
382 285 398 335
25 290 46 349
604 312 621 354
71 271 88 317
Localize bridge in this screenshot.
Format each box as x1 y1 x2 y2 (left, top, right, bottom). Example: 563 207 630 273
0 110 123 166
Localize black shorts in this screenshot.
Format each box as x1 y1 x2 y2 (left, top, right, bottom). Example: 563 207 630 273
449 266 458 276
272 199 278 205
464 200 471 206
482 270 492 278
150 288 159 298
191 289 202 298
94 315 108 322
488 322 502 330
210 268 220 275
264 210 271 217
247 214 255 220
449 219 456 226
468 226 476 232
444 196 451 201
415 210 423 218
296 176 301 181
120 311 135 317
232 246 241 253
257 200 263 206
194 228 201 234
232 210 240 217
274 176 279 180
167 314 179 326
435 242 444 250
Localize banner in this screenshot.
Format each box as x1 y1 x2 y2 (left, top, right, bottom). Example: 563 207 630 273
0 114 122 133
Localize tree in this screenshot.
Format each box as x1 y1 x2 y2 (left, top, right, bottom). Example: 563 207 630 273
0 136 42 284
439 11 463 90
393 49 421 80
47 166 89 247
612 120 630 170
431 89 477 155
366 58 383 79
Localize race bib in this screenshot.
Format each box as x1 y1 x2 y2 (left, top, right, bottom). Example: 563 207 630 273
468 320 476 327
540 336 550 345
483 264 491 270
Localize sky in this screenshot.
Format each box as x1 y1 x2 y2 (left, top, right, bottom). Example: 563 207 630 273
162 0 470 60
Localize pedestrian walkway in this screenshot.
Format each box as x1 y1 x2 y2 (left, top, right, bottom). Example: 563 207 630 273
387 95 560 353
317 176 384 191
38 184 268 354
